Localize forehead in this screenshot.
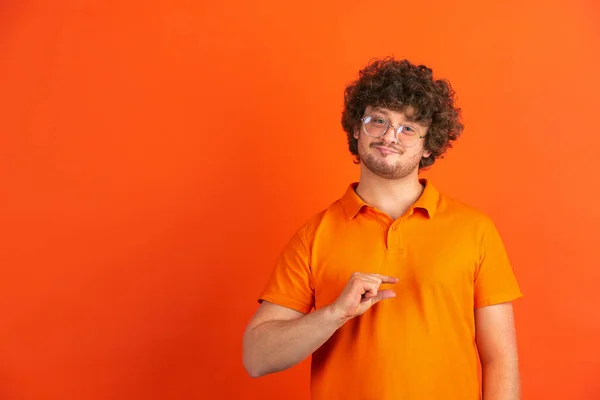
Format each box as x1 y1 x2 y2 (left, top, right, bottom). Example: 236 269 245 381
366 105 418 120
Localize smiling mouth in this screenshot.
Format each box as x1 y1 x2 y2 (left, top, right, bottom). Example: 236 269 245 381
373 145 401 155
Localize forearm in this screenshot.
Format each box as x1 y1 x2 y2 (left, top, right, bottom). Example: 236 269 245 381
242 305 344 378
481 358 520 400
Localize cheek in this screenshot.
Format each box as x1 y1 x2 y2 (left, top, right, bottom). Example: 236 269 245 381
354 131 368 148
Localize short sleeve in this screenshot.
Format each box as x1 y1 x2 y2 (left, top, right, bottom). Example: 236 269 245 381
474 219 524 308
258 227 315 314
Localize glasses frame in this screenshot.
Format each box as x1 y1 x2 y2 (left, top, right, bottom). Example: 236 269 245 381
360 115 426 148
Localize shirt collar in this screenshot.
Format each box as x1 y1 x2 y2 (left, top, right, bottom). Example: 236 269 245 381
340 178 440 219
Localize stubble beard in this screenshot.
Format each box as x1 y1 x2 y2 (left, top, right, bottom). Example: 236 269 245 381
358 143 423 180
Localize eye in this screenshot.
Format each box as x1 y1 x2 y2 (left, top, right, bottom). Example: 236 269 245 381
370 116 387 127
400 126 417 135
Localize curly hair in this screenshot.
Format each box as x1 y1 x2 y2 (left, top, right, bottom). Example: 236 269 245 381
341 57 464 169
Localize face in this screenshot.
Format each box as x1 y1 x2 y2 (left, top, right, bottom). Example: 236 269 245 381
353 106 431 180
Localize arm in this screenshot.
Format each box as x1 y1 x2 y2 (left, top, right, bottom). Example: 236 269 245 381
242 273 398 378
475 302 521 400
242 300 344 378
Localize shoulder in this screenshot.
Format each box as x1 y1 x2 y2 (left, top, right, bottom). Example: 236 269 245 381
289 191 351 245
295 201 342 239
436 191 498 234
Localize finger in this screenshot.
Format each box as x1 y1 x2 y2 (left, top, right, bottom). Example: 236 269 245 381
372 289 396 303
359 281 382 298
352 275 380 288
371 274 399 284
352 273 397 286
360 276 383 286
352 273 380 283
362 289 377 299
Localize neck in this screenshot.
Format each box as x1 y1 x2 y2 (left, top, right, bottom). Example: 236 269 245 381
354 165 425 220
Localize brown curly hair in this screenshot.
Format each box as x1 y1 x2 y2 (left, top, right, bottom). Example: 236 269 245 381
341 57 464 169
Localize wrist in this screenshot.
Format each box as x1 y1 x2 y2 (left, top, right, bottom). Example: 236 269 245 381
322 304 349 329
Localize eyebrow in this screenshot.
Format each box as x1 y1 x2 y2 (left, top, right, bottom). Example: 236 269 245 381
370 107 420 125
371 107 391 116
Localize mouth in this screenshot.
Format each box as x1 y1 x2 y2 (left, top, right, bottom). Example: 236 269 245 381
373 145 401 155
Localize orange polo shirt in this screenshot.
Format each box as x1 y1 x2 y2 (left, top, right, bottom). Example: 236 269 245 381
258 178 523 400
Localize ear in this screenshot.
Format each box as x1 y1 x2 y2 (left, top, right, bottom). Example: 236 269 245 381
423 149 431 158
353 127 359 140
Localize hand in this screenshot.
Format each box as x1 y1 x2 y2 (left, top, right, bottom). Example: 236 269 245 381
328 272 399 323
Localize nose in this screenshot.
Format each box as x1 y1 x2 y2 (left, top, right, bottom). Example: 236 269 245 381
381 125 398 145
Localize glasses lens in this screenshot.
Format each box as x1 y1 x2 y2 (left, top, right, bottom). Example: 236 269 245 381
397 126 420 147
362 116 423 147
363 116 387 138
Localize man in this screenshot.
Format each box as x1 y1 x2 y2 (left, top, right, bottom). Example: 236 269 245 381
242 57 523 400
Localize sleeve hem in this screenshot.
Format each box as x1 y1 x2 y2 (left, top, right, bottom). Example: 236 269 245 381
258 293 313 314
474 291 524 309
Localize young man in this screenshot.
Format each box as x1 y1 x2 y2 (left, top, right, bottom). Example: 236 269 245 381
242 57 523 400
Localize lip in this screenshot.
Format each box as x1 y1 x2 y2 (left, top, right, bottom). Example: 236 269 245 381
374 145 400 155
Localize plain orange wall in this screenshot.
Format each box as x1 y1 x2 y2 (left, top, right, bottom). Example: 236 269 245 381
1 0 600 399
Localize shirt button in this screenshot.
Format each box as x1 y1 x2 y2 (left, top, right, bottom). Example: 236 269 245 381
391 226 396 230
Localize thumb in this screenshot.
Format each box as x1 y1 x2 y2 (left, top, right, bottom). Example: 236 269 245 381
372 289 396 303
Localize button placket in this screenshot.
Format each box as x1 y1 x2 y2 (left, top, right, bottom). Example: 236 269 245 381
387 222 403 253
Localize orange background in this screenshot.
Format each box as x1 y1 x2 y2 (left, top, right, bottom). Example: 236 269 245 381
1 0 600 399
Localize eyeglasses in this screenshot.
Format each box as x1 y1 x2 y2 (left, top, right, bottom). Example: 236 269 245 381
361 115 425 148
